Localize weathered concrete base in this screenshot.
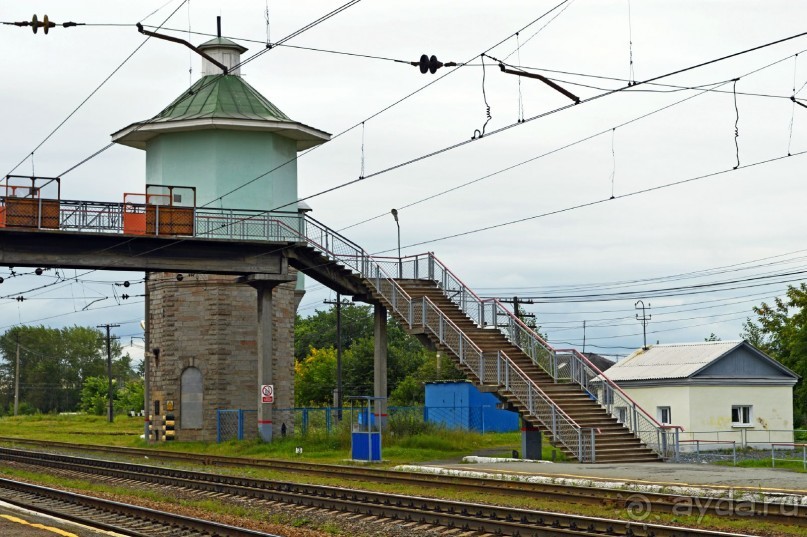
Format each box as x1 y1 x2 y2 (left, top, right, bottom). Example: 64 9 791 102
521 422 543 460
146 269 300 442
374 304 388 426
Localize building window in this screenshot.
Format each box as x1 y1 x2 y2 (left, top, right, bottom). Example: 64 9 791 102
732 405 752 427
657 406 671 425
615 406 627 424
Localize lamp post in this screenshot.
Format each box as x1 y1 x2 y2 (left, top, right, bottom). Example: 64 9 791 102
390 209 401 278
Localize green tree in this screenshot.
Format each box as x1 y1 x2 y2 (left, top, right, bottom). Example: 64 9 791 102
294 305 374 360
0 325 132 414
115 378 144 414
742 283 807 426
79 376 111 415
705 333 722 342
294 347 337 406
389 353 465 405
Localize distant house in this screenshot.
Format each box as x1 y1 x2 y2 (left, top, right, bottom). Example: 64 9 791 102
582 352 615 373
424 381 519 433
599 340 798 450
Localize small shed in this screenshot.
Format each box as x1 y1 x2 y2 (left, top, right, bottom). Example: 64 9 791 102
424 381 519 433
600 340 798 450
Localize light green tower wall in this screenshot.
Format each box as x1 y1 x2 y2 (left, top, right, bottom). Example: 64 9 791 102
145 129 298 212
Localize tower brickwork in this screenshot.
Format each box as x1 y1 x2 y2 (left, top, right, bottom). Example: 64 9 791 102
146 270 302 441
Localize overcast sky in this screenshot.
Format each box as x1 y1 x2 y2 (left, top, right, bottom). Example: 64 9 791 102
2 0 807 362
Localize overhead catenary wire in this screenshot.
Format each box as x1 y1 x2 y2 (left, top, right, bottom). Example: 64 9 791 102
340 78 733 231
3 0 190 178
381 150 807 255
187 0 573 210
54 0 364 178
52 1 578 271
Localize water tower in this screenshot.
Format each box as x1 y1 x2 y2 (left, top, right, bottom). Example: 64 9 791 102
112 30 330 442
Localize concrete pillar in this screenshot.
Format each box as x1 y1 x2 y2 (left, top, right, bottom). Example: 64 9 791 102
246 273 294 442
373 304 388 425
521 419 543 460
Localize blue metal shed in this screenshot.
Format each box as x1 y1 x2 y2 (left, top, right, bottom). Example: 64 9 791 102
424 381 519 433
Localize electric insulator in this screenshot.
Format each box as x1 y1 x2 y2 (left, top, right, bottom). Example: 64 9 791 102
35 267 43 275
123 281 130 288
413 54 455 74
176 274 184 281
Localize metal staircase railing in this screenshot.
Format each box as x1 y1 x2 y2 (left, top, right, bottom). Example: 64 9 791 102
277 216 598 461
389 252 681 460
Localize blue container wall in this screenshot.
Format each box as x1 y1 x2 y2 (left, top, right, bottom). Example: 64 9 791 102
424 382 519 433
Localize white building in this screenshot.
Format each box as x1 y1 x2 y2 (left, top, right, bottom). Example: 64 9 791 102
602 341 798 450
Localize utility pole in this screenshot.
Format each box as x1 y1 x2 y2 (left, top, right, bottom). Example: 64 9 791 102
97 323 120 423
499 296 536 324
582 320 586 354
14 333 20 416
635 300 651 350
324 294 350 420
499 296 535 346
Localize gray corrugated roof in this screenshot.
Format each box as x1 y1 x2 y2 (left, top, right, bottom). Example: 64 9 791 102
604 341 742 382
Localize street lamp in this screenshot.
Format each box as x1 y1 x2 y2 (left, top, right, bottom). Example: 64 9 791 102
390 209 401 278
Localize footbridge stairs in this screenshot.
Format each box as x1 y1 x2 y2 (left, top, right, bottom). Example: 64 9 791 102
290 217 679 463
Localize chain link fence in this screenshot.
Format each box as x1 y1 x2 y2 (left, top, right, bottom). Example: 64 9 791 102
215 405 517 442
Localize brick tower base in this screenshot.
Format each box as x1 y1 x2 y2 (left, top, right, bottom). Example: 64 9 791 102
145 270 302 442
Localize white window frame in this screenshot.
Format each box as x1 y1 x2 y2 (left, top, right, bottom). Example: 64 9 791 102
615 406 628 424
657 406 671 425
731 405 753 427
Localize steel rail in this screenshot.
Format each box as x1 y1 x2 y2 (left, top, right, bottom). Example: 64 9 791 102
0 476 280 537
0 446 795 535
1 439 804 524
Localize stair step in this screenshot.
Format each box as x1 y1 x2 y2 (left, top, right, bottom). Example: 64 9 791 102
379 280 663 464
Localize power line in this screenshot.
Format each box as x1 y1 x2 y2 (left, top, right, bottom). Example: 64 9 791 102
339 79 731 231
46 2 577 273
388 150 807 254
192 0 574 210
3 0 189 178
56 0 364 178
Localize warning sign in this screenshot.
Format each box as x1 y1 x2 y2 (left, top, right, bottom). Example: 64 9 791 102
261 384 274 404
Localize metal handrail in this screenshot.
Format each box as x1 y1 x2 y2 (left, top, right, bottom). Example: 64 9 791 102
498 350 595 461
389 251 679 459
0 196 650 461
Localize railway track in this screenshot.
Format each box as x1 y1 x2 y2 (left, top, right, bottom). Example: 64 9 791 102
0 437 803 526
0 476 280 536
0 446 761 537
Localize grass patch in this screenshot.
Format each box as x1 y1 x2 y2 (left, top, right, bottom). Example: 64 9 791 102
715 457 807 472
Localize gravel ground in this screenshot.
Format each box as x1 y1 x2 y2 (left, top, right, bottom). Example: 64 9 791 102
0 462 445 537
675 448 801 465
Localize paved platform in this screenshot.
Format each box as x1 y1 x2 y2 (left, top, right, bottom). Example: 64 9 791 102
0 502 123 537
428 461 807 494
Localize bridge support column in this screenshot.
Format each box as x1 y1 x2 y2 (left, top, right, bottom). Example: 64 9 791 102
246 273 295 442
374 304 388 426
521 420 542 460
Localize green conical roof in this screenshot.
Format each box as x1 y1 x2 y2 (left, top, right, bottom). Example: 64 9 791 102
153 75 291 123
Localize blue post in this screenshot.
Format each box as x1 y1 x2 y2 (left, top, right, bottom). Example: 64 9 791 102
216 410 222 444
326 407 332 434
302 408 309 435
237 409 244 440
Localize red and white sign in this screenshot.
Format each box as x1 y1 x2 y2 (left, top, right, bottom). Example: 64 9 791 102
261 384 274 404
